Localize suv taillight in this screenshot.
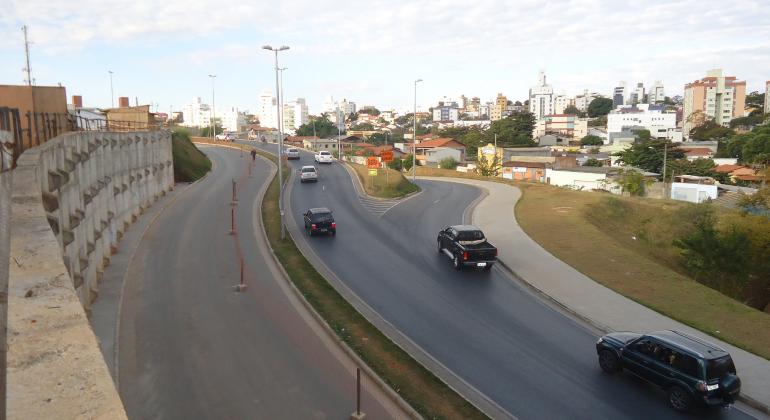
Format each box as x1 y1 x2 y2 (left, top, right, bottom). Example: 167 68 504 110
311 224 317 229
331 222 336 228
463 251 469 261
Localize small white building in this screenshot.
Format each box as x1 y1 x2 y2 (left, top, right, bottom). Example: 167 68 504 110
545 167 620 193
670 176 718 203
607 104 677 139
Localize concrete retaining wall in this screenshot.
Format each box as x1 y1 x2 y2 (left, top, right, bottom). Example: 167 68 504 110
7 130 173 419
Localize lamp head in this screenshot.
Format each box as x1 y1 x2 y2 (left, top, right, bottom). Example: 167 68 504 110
279 45 290 51
262 45 273 51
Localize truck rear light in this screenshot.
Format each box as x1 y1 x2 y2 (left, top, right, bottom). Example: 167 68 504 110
311 224 317 229
331 222 336 228
463 251 469 261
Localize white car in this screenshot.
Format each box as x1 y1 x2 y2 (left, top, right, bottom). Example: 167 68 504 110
286 148 300 160
315 150 333 164
299 165 318 183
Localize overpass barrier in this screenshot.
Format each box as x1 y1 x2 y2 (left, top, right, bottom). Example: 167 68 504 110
6 130 173 419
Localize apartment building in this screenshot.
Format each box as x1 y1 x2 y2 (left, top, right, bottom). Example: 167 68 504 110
258 90 277 129
649 81 665 104
613 82 627 108
219 107 247 133
432 102 460 122
490 93 508 121
533 114 588 139
553 95 571 114
575 90 601 112
607 104 677 139
529 71 554 120
683 69 746 139
181 97 212 128
282 98 309 131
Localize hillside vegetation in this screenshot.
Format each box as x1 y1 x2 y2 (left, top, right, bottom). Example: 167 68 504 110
172 129 211 182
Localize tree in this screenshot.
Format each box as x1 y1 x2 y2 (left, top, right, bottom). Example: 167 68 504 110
580 135 603 146
475 153 500 177
387 158 402 170
358 108 380 116
296 116 338 138
402 154 415 171
667 158 717 177
587 98 614 118
614 139 685 175
439 157 459 170
746 91 766 109
351 122 374 131
200 124 223 137
487 112 536 148
633 129 651 142
583 158 603 167
615 168 650 196
689 120 735 141
564 105 585 117
588 115 607 127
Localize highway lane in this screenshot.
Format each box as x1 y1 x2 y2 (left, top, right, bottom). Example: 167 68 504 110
117 146 396 419
249 141 755 420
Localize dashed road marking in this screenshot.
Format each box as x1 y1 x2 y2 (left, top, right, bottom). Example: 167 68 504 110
358 196 401 217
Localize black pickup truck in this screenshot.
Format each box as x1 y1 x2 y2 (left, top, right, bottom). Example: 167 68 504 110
437 225 497 270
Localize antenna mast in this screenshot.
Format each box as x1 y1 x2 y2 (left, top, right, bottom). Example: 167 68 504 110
22 25 32 86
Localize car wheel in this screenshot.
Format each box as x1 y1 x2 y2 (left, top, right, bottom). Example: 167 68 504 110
331 230 336 237
668 386 692 411
598 350 621 374
453 254 462 270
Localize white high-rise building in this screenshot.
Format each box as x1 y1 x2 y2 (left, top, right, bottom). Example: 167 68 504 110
552 94 570 114
220 107 247 133
282 98 309 132
258 90 278 129
608 104 677 140
180 97 211 128
324 96 356 124
575 90 601 112
649 81 665 104
529 71 554 120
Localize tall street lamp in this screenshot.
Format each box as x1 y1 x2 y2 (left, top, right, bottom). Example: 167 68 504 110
262 44 289 239
208 74 217 140
278 67 287 135
108 70 114 108
412 78 423 181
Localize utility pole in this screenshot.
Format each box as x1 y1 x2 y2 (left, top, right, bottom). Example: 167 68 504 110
262 45 289 239
412 79 423 181
21 25 32 86
208 74 217 140
108 71 114 108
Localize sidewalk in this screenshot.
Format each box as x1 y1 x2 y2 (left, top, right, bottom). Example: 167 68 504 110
422 176 770 414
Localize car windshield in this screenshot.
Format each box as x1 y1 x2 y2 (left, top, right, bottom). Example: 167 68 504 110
302 167 316 173
312 212 333 222
706 356 736 380
320 151 330 155
457 230 485 241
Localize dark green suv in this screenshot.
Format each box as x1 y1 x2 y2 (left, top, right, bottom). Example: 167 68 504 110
596 330 741 411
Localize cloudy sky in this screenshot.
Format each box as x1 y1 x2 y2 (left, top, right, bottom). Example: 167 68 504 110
2 0 769 115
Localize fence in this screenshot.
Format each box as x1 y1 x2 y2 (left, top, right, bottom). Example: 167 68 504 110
0 107 160 169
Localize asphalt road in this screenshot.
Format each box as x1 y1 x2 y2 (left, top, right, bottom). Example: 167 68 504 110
117 146 395 419
248 141 756 420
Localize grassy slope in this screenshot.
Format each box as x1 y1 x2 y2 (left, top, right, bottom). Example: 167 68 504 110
514 183 770 360
350 163 420 198
172 131 211 182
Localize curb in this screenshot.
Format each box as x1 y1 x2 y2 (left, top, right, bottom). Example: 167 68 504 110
251 156 422 419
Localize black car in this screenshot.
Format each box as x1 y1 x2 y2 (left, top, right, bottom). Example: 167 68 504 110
437 225 497 270
596 330 741 411
303 207 336 237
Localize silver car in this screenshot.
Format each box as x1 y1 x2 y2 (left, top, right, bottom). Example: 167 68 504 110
286 148 300 160
299 165 318 183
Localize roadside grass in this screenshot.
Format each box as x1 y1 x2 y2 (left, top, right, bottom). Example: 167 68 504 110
350 163 420 198
195 140 487 419
172 131 211 182
514 183 770 360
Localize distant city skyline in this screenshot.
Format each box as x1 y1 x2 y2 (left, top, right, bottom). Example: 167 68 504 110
2 0 769 116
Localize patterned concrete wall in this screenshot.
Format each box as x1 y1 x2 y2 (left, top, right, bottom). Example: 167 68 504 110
7 130 172 419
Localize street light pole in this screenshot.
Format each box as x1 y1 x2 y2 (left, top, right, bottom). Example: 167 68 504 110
263 45 290 240
208 74 217 140
278 67 287 135
412 78 422 181
108 70 114 108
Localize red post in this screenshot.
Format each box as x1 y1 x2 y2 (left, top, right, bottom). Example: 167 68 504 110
356 368 361 415
232 178 237 203
229 207 236 235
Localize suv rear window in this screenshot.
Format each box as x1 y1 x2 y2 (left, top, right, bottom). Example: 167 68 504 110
312 212 333 222
706 356 736 380
288 148 298 152
320 151 331 155
302 167 316 173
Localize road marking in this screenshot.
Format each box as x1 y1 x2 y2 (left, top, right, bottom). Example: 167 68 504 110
434 199 441 204
358 196 401 217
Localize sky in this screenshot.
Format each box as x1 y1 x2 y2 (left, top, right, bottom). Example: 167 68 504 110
2 0 770 116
